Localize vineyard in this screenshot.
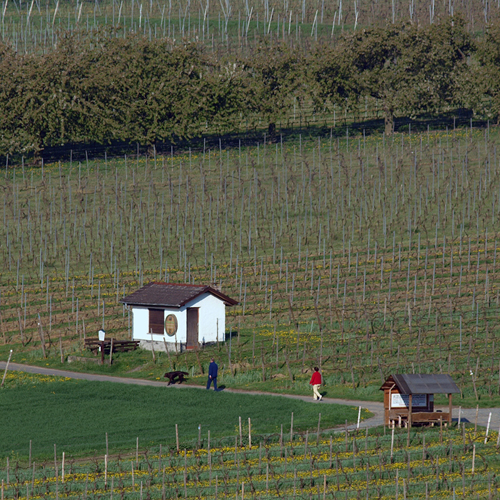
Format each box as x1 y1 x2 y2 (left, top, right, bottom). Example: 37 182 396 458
2 0 500 494
1 417 500 499
1 0 499 53
1 124 500 407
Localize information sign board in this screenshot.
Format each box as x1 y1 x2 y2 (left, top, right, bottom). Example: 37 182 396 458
391 393 427 408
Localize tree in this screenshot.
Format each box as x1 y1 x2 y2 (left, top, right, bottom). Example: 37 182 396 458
308 41 357 121
241 43 306 140
0 42 31 155
0 30 246 156
345 17 474 135
0 30 119 157
477 20 500 123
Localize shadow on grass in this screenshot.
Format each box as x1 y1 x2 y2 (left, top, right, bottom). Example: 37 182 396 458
19 107 484 166
224 330 238 341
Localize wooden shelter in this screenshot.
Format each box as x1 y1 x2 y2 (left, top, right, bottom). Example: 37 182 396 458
380 374 460 427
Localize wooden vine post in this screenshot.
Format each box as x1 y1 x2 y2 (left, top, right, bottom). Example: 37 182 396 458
1 350 13 387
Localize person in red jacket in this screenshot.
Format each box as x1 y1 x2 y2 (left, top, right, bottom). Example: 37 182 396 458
309 367 323 401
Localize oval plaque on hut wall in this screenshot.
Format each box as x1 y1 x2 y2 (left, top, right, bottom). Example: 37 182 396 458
165 314 178 336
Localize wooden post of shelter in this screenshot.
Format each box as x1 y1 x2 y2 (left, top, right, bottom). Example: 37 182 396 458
408 394 412 428
448 394 452 425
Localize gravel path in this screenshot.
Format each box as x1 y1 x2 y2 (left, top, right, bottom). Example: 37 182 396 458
1 362 498 431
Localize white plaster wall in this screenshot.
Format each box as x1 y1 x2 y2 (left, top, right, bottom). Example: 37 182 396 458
132 306 187 343
132 307 149 340
184 293 226 344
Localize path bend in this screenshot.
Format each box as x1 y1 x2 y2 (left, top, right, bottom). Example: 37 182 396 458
1 362 497 431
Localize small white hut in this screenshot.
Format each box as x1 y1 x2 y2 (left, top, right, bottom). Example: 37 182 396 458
120 282 238 351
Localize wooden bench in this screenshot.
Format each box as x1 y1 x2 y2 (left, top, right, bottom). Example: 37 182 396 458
411 412 450 425
84 338 140 355
164 371 189 385
388 409 450 427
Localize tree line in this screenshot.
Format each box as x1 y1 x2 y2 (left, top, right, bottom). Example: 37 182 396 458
1 15 499 157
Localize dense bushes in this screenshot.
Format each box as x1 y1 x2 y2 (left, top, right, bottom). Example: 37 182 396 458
0 31 246 155
0 16 498 156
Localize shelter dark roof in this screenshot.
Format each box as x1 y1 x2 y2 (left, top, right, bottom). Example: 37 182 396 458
380 374 460 394
120 282 238 308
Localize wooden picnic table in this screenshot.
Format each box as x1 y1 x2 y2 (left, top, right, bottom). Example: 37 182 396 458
84 338 140 364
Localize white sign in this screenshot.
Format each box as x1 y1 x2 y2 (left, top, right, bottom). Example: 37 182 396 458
391 393 427 408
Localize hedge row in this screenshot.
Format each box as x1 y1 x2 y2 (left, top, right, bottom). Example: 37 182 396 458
1 16 499 156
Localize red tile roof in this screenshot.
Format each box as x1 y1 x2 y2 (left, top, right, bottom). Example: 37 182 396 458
120 282 238 308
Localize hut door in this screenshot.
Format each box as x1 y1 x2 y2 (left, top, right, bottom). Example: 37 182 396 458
186 308 199 348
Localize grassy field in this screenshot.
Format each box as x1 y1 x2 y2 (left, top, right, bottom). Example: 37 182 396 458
0 372 361 460
1 125 500 408
1 417 499 499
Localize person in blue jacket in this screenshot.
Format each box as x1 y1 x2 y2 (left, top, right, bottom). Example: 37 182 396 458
207 358 218 391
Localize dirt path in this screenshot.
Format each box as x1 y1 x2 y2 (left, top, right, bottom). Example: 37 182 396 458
1 362 498 431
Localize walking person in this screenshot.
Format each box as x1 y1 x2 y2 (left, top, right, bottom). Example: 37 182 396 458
207 358 218 391
309 366 323 401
